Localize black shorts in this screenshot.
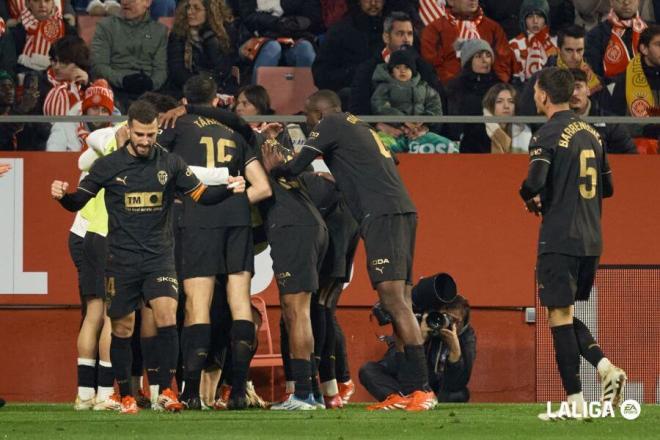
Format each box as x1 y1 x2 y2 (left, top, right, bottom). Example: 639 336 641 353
80 232 108 300
270 224 329 295
68 232 85 300
320 203 360 283
181 226 254 279
105 268 179 319
537 253 599 308
361 213 417 288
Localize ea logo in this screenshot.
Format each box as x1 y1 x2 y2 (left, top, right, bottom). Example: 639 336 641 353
619 400 641 420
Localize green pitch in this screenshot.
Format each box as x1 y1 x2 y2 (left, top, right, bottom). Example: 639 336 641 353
1 404 659 439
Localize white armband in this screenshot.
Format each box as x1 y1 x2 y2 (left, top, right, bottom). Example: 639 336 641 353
189 166 229 185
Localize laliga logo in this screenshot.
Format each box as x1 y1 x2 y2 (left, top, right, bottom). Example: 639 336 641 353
545 399 641 420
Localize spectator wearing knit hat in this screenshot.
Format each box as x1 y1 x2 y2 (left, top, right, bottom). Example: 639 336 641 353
444 39 501 153
509 0 558 83
47 79 117 151
420 0 513 84
370 48 443 116
480 0 574 39
585 0 648 80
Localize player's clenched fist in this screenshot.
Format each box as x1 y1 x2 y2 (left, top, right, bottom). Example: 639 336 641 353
51 180 69 199
227 175 245 193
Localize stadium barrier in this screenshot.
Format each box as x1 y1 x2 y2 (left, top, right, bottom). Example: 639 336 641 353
1 120 659 402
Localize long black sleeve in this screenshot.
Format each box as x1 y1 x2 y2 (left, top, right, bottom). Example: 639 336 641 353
603 171 614 198
59 190 94 212
519 159 550 201
196 184 232 205
442 326 477 393
270 147 319 179
185 104 255 145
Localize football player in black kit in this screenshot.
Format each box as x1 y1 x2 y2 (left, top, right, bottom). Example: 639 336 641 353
271 90 436 411
157 76 272 410
519 67 627 421
259 138 330 410
51 100 246 414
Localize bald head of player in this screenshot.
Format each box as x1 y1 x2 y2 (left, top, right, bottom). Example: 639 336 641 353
127 100 159 158
304 90 342 129
533 67 574 119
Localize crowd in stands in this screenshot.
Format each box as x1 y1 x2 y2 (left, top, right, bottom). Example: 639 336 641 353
1 0 659 153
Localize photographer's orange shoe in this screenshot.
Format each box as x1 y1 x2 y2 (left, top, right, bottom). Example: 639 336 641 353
404 390 437 412
366 393 410 411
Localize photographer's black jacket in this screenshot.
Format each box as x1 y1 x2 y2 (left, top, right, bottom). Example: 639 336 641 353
377 324 476 400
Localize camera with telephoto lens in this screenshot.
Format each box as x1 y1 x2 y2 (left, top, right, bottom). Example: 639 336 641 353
371 273 458 326
425 311 454 337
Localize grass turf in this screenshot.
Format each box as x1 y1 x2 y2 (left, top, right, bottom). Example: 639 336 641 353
0 403 658 439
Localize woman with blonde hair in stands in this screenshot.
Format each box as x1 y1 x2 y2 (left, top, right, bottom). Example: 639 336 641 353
168 0 239 97
482 82 532 154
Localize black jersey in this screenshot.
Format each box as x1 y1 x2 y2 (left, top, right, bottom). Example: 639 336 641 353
259 176 325 232
158 113 257 228
299 171 342 218
303 113 416 223
78 146 201 268
529 110 611 256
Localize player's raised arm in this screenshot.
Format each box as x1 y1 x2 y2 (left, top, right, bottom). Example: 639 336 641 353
51 179 96 212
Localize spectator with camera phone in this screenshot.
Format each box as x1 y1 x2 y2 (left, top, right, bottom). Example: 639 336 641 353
360 273 476 408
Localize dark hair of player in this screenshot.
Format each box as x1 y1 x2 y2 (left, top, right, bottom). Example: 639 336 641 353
183 74 218 105
567 68 588 84
638 24 660 51
234 85 273 115
127 100 158 125
137 92 179 113
537 67 575 105
557 25 585 49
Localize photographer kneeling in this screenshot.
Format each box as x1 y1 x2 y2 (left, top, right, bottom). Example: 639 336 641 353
360 274 476 408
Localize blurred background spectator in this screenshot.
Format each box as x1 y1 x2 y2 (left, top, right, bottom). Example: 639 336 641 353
349 11 443 116
482 82 531 153
43 35 89 116
481 0 574 39
509 0 558 84
91 0 168 111
585 0 648 81
445 38 501 153
421 0 513 85
46 78 116 151
567 67 637 154
168 0 238 97
237 0 322 84
313 0 386 104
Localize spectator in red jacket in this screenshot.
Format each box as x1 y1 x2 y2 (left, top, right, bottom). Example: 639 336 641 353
420 0 513 85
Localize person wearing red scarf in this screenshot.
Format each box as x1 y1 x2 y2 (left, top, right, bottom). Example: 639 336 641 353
10 0 76 73
420 0 513 85
510 0 558 83
585 0 648 80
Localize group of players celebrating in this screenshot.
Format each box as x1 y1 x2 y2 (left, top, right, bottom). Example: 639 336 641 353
51 66 627 419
